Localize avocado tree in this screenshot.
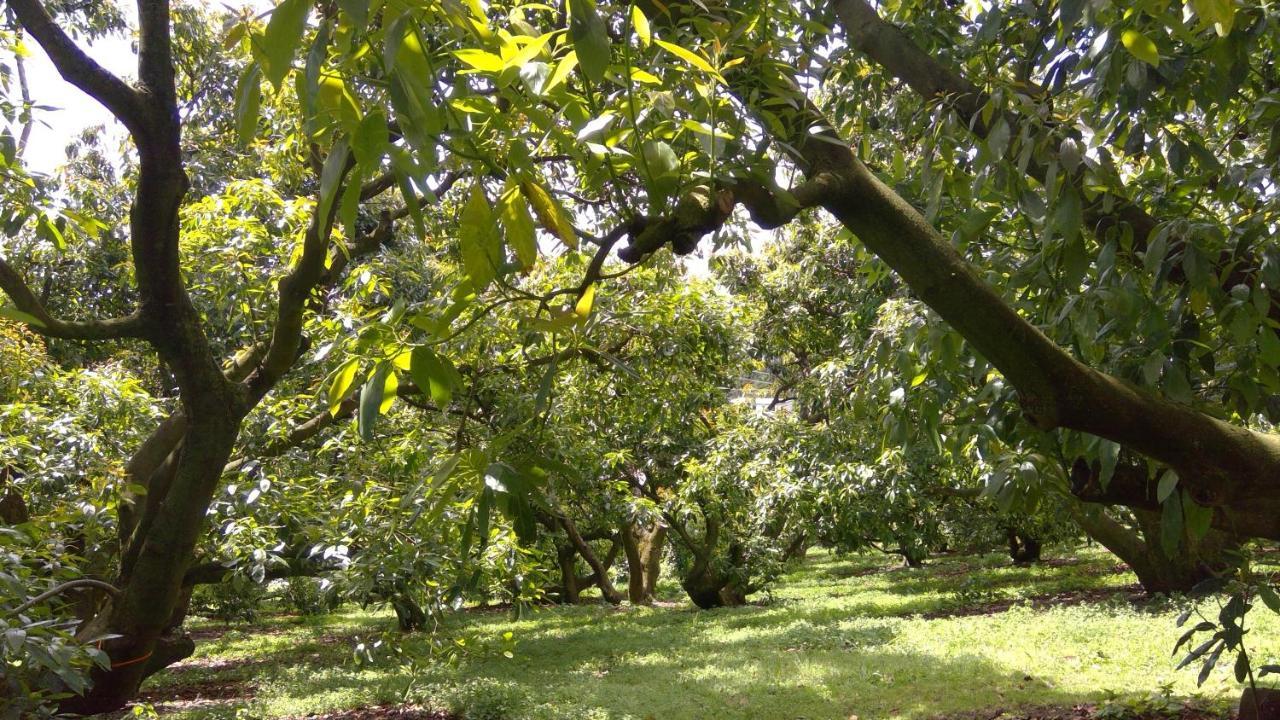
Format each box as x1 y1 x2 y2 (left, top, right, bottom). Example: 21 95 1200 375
4 0 1280 711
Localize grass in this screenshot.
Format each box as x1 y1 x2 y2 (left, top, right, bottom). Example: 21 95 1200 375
131 545 1280 719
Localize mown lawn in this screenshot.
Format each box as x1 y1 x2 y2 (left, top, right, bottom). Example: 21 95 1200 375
124 546 1280 719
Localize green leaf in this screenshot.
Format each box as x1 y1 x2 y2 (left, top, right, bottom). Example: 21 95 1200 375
1257 583 1280 614
0 305 46 328
654 39 721 80
410 346 462 406
358 361 390 441
261 0 311 91
1161 489 1183 556
1182 489 1213 541
459 183 503 290
234 63 263 147
316 139 350 230
327 358 360 415
391 148 427 240
1190 0 1235 36
1121 29 1161 67
568 0 611 83
1157 469 1179 502
499 181 538 271
338 0 369 30
352 109 388 167
1097 440 1120 488
543 50 578 93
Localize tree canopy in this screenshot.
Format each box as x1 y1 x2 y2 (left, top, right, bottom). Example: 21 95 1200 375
2 0 1279 712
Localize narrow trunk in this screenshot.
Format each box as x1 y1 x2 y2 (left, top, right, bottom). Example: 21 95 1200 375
1006 528 1042 565
642 525 666 600
782 532 809 562
557 544 580 604
622 519 666 604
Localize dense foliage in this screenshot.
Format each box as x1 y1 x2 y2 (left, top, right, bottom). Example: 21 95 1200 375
2 0 1280 713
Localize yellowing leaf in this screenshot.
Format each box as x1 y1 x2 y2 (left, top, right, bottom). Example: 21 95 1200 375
543 50 578 93
1190 0 1235 36
499 180 538 271
628 67 662 85
453 48 506 73
520 179 577 249
505 32 554 70
1121 29 1160 67
317 73 362 133
654 39 722 81
380 371 399 414
328 358 360 415
631 5 651 47
575 284 596 318
910 371 928 388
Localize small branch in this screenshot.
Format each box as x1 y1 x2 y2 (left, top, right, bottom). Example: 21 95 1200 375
9 579 121 616
0 256 144 340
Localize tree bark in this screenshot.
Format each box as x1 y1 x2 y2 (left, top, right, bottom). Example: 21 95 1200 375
622 518 666 604
557 544 581 604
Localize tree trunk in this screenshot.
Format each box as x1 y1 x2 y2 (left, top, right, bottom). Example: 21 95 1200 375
558 514 624 604
1006 528 1042 565
622 519 666 604
1069 504 1240 594
782 532 809 562
64 411 241 713
557 544 580 604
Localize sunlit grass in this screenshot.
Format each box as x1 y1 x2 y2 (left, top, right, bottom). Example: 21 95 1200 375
136 545 1280 719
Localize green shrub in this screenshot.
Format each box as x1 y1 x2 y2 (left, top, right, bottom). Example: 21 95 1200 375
282 576 335 616
190 575 265 622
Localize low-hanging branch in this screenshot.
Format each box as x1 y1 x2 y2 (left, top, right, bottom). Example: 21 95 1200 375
0 257 145 340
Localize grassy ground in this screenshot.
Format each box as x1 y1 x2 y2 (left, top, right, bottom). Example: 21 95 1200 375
128 546 1280 719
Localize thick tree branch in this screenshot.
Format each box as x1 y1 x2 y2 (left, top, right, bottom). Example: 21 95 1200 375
136 0 178 117
557 513 624 604
0 256 144 339
642 1 1280 540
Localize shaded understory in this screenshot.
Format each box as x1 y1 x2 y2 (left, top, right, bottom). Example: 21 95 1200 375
114 546 1280 719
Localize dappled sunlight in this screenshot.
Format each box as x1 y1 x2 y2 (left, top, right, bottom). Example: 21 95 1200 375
128 547 1280 719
